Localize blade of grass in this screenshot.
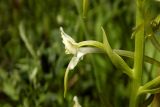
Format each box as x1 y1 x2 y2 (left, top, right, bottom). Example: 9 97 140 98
19 22 36 58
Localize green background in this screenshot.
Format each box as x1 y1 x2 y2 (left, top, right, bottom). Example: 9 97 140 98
0 0 160 107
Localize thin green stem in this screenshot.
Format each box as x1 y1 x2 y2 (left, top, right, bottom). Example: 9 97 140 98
74 0 89 37
82 0 89 19
78 40 105 50
79 41 160 66
140 87 160 94
114 50 160 67
129 0 144 106
138 76 160 94
19 22 37 59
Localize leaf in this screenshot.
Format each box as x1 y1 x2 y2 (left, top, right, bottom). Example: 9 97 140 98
19 22 36 58
102 27 133 78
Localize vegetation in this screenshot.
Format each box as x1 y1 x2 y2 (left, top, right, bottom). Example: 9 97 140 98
0 0 160 107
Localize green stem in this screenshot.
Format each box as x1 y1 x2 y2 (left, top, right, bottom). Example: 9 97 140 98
129 0 144 106
79 41 160 66
78 40 105 51
82 0 89 19
139 87 160 94
138 76 160 95
19 22 37 60
114 49 160 67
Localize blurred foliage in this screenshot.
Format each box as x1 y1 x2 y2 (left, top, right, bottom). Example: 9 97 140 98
0 0 160 107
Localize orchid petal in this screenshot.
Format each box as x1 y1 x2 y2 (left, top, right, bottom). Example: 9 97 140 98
60 27 78 54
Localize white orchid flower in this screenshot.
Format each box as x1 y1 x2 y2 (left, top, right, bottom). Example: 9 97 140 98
60 27 102 70
60 27 103 97
73 96 82 107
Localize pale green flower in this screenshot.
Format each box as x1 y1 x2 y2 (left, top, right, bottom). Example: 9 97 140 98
60 27 101 70
60 27 102 97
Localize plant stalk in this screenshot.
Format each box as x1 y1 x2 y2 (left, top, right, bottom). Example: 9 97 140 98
129 0 144 106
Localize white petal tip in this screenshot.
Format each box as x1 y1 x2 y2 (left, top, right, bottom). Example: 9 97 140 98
73 96 78 101
60 27 63 31
73 96 82 107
